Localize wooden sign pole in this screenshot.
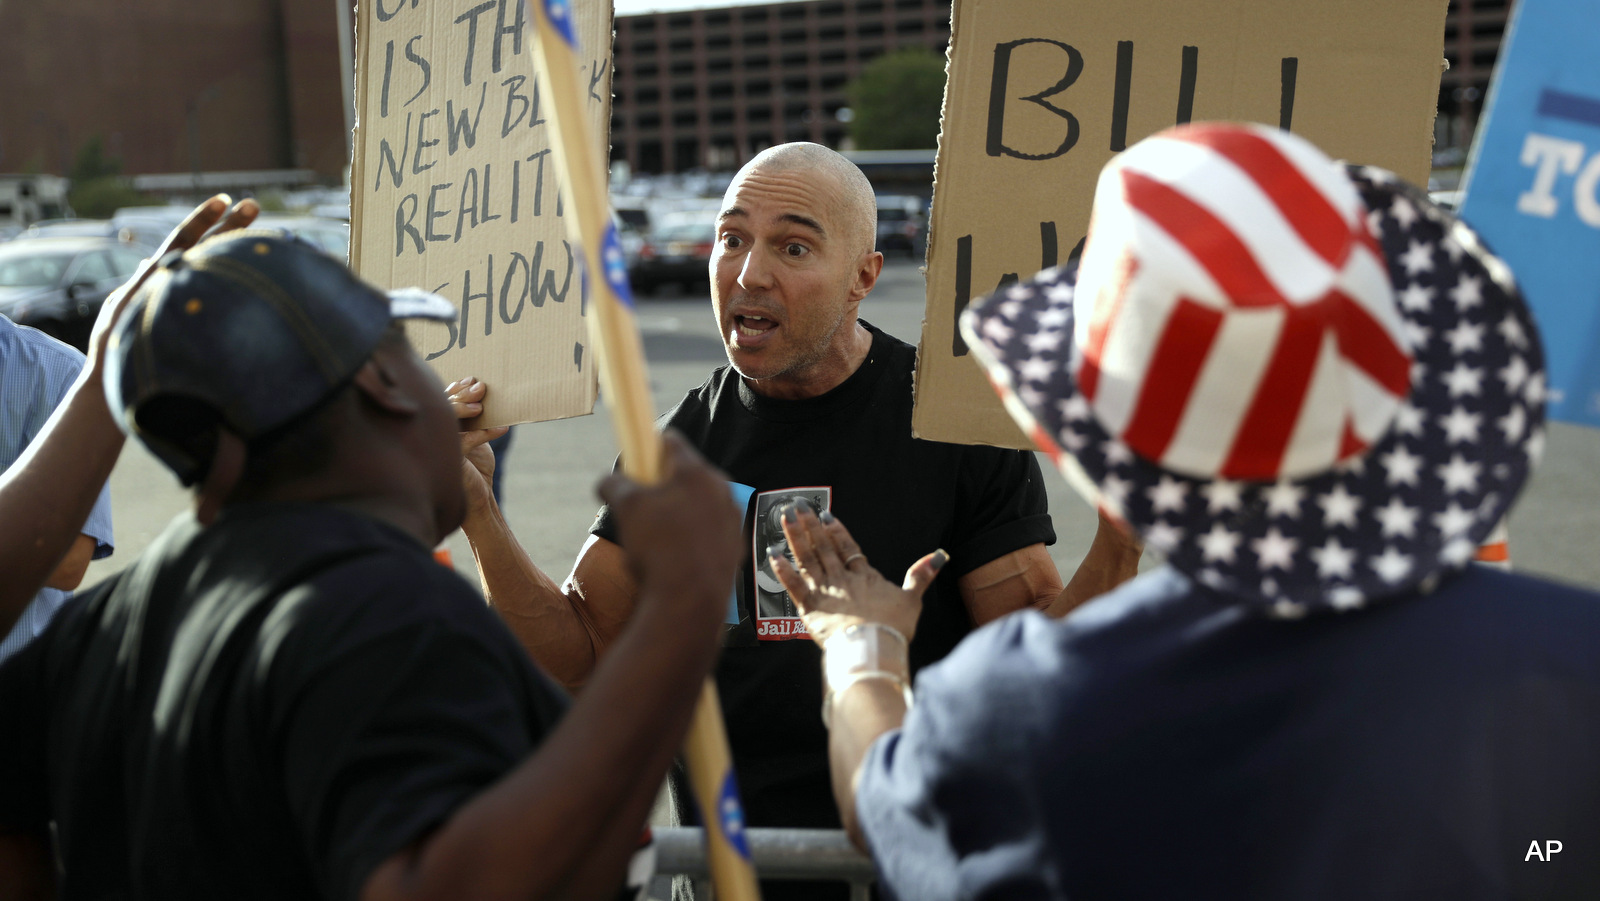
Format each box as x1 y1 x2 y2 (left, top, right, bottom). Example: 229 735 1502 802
521 1 761 896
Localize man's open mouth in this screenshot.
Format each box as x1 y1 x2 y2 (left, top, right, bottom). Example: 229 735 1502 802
735 315 778 337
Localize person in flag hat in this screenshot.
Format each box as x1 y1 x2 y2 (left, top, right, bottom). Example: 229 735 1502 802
770 122 1600 899
0 227 741 899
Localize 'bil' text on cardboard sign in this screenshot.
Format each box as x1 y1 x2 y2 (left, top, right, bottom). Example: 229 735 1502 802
351 0 610 427
915 0 1450 448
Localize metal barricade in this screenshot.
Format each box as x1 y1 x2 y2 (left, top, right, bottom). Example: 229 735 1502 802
651 827 875 901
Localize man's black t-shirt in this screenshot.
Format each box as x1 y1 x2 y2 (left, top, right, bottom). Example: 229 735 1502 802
0 504 569 901
592 322 1055 836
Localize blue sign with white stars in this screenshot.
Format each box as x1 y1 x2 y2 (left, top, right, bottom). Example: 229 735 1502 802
1459 0 1600 428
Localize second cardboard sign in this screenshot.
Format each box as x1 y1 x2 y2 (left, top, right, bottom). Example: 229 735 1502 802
916 0 1450 448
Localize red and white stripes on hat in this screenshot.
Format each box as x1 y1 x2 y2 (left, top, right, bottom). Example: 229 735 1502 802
1073 123 1414 481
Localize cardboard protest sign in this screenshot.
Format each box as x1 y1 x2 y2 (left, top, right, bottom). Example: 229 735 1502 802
915 0 1449 448
351 0 610 427
1459 0 1600 429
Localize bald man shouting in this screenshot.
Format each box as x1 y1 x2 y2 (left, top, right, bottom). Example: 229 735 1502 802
457 143 1139 899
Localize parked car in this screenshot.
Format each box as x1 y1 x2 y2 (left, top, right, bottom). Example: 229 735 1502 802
629 220 715 295
0 237 150 349
875 195 926 258
15 219 120 241
16 214 177 250
612 195 652 234
113 206 194 248
255 214 350 261
614 213 645 271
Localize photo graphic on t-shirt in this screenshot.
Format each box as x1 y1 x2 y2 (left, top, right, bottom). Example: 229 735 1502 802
752 486 831 640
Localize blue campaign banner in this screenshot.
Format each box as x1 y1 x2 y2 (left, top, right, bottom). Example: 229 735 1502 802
1459 0 1600 428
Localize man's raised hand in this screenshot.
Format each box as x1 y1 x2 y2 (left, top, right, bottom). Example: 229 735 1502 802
88 194 260 368
769 505 945 646
446 376 508 520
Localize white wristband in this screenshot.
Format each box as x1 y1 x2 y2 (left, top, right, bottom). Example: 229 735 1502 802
821 623 912 728
823 622 908 686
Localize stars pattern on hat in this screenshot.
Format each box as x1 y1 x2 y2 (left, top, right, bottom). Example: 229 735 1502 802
1312 537 1357 579
1389 196 1419 230
1450 275 1484 311
965 164 1545 618
1437 454 1482 494
1372 546 1413 583
1025 329 1065 354
1015 383 1047 410
1019 356 1054 383
1525 371 1548 406
1400 240 1434 275
1265 481 1305 518
1500 355 1530 392
1145 520 1185 553
1316 484 1363 529
1439 405 1481 444
981 316 1014 346
1203 479 1243 514
1433 503 1476 537
1253 528 1299 571
1499 405 1527 443
1148 476 1189 514
1398 282 1434 314
1329 585 1367 610
1375 497 1420 538
1441 537 1477 567
1381 445 1424 486
1499 317 1528 350
1100 473 1132 508
1443 362 1484 398
1394 402 1426 437
1445 321 1485 355
1102 440 1134 467
1199 523 1242 563
1403 320 1432 349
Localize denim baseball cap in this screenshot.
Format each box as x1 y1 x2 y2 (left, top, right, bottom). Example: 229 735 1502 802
105 229 455 485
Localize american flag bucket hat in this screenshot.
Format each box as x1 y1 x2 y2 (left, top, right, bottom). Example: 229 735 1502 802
961 123 1547 616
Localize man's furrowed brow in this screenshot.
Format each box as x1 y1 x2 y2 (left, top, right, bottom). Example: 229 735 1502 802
716 207 827 239
779 213 826 237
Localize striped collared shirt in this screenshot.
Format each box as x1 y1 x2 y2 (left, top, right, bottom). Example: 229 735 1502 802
0 315 114 662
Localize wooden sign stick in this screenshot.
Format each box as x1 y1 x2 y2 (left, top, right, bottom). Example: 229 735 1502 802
520 1 762 897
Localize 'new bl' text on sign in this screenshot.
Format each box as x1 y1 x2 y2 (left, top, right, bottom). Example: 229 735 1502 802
352 0 611 428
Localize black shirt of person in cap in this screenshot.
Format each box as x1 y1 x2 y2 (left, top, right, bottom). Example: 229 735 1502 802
0 230 742 900
0 505 567 900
